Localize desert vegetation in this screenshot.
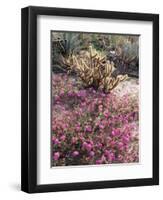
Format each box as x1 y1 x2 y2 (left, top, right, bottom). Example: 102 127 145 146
51 32 139 166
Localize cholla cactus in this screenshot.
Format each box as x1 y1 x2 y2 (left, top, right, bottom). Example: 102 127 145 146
62 46 128 93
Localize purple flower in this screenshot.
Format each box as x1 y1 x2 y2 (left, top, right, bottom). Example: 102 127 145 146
96 143 103 148
63 124 68 129
110 140 116 147
108 152 115 161
101 93 106 97
104 150 110 157
96 159 103 164
75 125 81 132
111 129 120 137
82 141 87 148
103 110 109 118
118 142 123 148
52 137 59 145
89 151 95 157
67 91 74 97
99 124 105 129
60 135 66 141
117 154 123 161
86 144 92 152
54 95 60 101
83 142 92 152
72 151 79 157
98 105 103 112
104 150 115 161
52 73 139 165
59 90 64 96
71 137 78 144
117 142 124 150
77 90 86 97
122 135 130 143
84 125 92 132
53 152 60 161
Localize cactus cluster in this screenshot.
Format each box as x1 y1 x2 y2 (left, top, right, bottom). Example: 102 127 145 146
62 46 128 93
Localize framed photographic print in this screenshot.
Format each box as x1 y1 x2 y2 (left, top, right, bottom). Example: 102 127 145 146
21 6 159 193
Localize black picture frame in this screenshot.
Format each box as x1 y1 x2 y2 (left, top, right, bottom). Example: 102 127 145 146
21 6 159 193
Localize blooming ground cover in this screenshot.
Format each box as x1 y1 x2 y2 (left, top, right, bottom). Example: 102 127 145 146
52 73 139 166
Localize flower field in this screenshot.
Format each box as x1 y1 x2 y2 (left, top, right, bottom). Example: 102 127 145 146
51 73 139 166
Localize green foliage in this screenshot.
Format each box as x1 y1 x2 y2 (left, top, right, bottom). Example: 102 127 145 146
51 31 139 77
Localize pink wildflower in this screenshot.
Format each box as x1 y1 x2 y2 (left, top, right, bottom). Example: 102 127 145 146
103 110 109 118
111 129 120 137
99 124 105 129
117 142 124 150
72 151 79 157
53 152 60 161
89 151 95 157
98 105 103 112
60 135 66 141
67 91 74 97
122 135 130 143
54 95 60 101
104 150 110 157
75 125 81 132
108 152 115 161
71 137 78 144
52 137 59 145
59 90 64 96
85 125 92 132
96 159 103 164
83 142 92 152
